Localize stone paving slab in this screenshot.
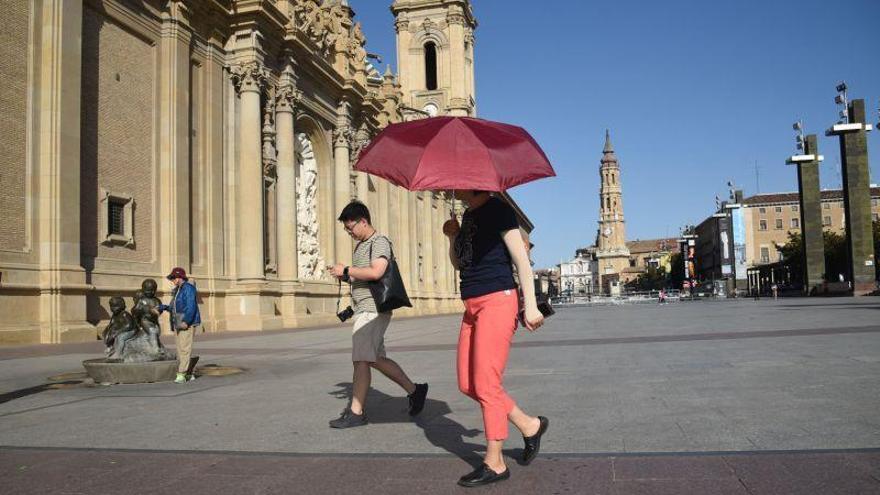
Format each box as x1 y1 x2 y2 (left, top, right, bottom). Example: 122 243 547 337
1 298 879 492
2 447 879 494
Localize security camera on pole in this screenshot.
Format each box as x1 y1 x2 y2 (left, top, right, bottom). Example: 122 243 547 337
825 82 875 294
786 121 825 294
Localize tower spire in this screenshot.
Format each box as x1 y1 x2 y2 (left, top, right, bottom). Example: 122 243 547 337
603 128 613 153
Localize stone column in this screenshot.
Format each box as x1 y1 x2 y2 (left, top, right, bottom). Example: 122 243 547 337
158 2 192 282
393 16 412 108
446 9 469 116
430 194 444 296
230 63 267 284
35 0 91 343
410 193 422 312
377 177 390 234
827 99 875 294
333 100 352 266
275 72 301 327
422 192 436 311
352 123 371 202
275 74 301 282
397 188 413 289
787 135 825 293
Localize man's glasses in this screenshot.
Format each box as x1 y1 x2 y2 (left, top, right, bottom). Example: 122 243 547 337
343 220 360 234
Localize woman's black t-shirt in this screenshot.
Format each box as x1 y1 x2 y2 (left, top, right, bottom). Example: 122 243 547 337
454 196 519 299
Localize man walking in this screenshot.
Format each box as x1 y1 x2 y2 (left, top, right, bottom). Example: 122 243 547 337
157 267 201 383
327 201 428 428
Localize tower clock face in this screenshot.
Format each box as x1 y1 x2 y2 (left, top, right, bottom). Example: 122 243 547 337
603 227 612 236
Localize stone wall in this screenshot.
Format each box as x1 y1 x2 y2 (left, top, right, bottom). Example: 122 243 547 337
0 0 30 252
80 6 155 264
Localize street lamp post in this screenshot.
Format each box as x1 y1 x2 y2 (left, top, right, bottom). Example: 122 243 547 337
786 121 825 294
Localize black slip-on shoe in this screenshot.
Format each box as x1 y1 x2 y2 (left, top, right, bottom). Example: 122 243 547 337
521 416 549 465
457 463 510 488
328 408 367 429
408 383 429 416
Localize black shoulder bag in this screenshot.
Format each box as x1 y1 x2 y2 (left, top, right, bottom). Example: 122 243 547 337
369 236 412 312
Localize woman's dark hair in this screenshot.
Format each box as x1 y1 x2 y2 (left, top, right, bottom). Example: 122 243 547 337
338 200 372 225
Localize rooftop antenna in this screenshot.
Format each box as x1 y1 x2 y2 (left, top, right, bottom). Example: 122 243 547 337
754 159 760 193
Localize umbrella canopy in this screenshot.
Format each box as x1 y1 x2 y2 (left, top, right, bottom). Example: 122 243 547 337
354 116 555 192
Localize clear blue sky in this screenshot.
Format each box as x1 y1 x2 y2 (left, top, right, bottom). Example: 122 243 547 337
351 0 880 269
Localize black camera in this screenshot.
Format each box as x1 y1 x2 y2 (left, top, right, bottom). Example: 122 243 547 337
337 305 355 322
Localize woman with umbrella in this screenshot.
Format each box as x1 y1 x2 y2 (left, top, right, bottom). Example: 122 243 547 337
356 117 554 487
441 190 549 487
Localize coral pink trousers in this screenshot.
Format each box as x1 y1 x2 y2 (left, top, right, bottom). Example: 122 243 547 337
457 288 519 441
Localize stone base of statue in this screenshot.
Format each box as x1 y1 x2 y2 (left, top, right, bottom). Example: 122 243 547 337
83 358 178 384
118 333 176 363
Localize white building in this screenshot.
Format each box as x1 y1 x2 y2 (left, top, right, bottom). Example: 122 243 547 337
558 254 597 295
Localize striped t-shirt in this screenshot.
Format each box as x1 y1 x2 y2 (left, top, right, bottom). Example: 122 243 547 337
351 233 392 314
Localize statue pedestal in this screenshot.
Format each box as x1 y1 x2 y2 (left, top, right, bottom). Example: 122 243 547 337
83 358 177 384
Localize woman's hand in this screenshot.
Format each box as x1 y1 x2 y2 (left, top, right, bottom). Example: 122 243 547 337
523 305 544 332
442 213 460 238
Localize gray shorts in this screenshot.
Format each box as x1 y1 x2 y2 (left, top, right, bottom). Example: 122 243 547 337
351 311 391 362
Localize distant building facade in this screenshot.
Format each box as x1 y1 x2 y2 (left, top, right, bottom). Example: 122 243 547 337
559 252 596 296
742 188 880 267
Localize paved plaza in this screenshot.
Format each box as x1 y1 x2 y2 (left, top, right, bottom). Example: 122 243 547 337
1 298 880 494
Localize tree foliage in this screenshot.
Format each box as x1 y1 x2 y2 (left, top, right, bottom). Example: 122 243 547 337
626 265 669 291
774 224 878 283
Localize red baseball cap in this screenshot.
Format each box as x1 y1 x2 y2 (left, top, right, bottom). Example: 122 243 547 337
166 267 187 280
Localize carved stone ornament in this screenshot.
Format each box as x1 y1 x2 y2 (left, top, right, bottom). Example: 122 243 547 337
351 122 372 163
295 133 327 280
275 84 303 113
333 125 352 149
348 22 368 76
229 62 268 94
447 11 467 26
394 13 409 34
262 100 277 176
296 0 349 57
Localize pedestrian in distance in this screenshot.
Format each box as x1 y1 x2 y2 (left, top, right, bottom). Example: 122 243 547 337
155 267 201 384
327 200 428 429
443 190 549 488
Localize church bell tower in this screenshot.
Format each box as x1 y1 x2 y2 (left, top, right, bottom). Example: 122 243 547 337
391 0 477 118
595 130 630 291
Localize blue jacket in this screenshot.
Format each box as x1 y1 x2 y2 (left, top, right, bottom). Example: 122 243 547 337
159 281 201 327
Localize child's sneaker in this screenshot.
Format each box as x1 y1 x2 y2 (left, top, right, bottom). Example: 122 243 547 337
186 374 196 382
174 373 186 384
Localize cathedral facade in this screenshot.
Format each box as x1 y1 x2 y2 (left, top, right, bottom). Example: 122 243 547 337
0 0 481 344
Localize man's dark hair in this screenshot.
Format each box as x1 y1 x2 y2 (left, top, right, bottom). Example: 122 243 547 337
338 200 371 225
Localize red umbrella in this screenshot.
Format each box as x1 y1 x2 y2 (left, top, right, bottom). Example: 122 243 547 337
354 116 555 192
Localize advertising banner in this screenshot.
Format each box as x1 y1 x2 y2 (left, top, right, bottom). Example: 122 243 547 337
730 206 747 281
718 216 732 275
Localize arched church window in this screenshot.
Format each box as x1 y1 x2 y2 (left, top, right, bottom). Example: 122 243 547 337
424 42 438 90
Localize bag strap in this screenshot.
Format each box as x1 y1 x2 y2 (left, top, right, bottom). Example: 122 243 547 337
368 235 395 261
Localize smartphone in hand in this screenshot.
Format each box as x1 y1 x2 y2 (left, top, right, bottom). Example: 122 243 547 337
518 301 555 326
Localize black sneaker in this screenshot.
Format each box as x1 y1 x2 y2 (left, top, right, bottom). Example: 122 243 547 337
408 383 429 416
329 408 367 429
